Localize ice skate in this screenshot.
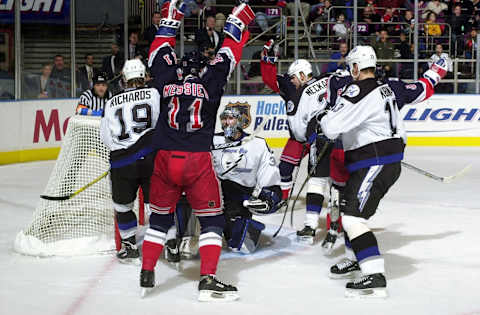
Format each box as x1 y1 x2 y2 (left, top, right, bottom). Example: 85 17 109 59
198 275 239 302
329 258 361 279
140 269 155 298
321 221 341 255
179 236 198 259
345 273 388 299
117 237 140 265
165 239 181 265
296 226 316 245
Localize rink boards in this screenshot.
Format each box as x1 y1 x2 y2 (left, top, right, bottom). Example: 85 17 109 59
0 94 479 165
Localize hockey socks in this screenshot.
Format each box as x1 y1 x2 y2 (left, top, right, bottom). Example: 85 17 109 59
142 228 166 271
198 232 223 275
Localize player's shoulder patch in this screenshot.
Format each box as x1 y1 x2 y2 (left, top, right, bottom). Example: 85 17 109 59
341 78 380 104
286 100 297 115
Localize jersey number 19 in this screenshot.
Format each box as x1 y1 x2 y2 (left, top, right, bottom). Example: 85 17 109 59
115 104 152 141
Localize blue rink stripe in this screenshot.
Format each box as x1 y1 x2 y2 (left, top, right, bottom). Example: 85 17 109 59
356 246 381 262
306 204 322 213
118 220 137 231
347 153 403 172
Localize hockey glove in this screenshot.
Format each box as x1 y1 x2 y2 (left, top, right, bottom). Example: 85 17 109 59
423 57 451 87
224 3 255 43
157 0 186 37
262 39 280 64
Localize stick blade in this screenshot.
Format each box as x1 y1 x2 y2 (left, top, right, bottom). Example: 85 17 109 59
40 195 70 201
442 164 472 183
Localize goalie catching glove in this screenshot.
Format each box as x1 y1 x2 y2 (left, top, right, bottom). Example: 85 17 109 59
243 186 282 216
224 2 255 42
157 0 186 37
423 57 451 87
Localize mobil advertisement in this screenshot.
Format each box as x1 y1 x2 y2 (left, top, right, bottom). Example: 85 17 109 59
218 95 480 148
0 98 76 164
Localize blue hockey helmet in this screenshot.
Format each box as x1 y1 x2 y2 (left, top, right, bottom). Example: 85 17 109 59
181 50 209 77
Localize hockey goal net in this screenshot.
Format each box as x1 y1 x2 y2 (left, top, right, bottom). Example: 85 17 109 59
14 115 144 257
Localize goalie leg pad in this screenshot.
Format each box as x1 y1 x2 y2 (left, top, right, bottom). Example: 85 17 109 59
227 217 265 254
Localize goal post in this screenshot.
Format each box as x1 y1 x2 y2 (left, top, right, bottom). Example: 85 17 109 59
14 115 145 257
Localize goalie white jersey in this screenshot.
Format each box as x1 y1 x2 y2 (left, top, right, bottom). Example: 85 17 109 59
287 76 329 142
100 87 160 168
212 133 281 189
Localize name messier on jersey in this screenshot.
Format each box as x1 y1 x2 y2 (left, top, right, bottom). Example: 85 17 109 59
109 90 153 107
163 82 209 99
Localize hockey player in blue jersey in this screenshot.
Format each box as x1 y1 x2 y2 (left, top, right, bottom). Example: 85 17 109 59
140 0 255 301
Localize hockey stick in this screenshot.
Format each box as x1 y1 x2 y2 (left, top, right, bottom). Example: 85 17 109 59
289 140 331 226
272 145 307 238
40 170 109 201
401 161 471 183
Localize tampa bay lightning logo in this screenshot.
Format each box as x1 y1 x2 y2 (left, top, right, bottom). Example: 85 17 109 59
221 149 247 175
343 84 360 98
287 100 295 113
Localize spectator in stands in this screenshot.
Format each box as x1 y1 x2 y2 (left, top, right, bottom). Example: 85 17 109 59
102 43 124 94
399 32 414 78
333 13 349 39
448 0 474 15
310 0 333 36
422 0 448 19
47 55 71 98
398 10 415 36
23 63 52 99
327 42 349 72
447 5 470 56
373 29 395 77
214 13 226 32
77 54 98 93
466 28 478 58
285 0 311 19
127 31 145 60
254 0 286 38
182 0 216 18
429 44 453 70
143 11 161 47
381 8 400 35
195 15 223 53
357 5 380 37
425 12 443 37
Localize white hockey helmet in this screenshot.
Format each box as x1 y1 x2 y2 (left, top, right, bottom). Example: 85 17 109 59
122 59 146 81
346 45 377 75
288 59 312 82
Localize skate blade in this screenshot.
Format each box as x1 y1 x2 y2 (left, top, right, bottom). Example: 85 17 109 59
329 270 362 280
118 257 141 266
140 287 153 298
198 290 240 302
321 242 335 255
344 287 388 299
296 236 315 245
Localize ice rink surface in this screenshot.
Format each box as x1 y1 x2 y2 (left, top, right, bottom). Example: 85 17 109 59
1 147 479 315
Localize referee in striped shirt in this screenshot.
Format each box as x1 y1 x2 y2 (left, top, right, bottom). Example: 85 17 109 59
76 73 112 116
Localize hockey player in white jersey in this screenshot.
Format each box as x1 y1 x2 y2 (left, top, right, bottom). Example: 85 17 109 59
284 60 334 244
211 107 283 253
316 45 450 298
100 59 160 262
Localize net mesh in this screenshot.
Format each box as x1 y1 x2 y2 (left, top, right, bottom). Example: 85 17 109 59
15 116 116 257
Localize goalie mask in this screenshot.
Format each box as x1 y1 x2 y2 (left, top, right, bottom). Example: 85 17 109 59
220 108 244 140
